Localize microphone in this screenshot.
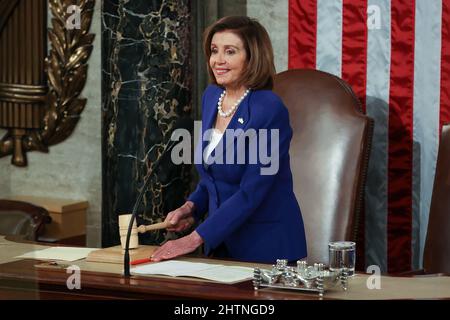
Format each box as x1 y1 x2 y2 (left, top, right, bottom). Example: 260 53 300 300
123 117 193 277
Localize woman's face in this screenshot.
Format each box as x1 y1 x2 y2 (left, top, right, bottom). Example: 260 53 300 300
209 31 247 89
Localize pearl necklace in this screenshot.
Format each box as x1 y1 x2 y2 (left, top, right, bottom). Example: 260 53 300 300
217 89 250 117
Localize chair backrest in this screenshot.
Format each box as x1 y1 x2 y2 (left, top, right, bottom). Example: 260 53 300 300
273 69 373 264
0 199 51 241
423 124 450 274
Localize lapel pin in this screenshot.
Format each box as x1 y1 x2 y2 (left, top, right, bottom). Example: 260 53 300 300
238 117 244 124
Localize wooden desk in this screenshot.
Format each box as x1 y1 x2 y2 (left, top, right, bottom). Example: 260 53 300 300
0 259 303 300
0 236 304 300
1 236 450 300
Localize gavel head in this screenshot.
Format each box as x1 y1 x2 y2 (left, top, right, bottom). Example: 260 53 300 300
118 214 139 249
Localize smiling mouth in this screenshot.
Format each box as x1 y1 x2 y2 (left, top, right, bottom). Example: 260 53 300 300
215 69 230 75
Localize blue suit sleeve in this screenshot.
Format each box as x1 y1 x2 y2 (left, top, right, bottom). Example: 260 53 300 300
187 180 209 222
186 85 214 222
196 99 293 249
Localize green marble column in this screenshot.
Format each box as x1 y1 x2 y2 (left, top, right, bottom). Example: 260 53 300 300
102 0 193 247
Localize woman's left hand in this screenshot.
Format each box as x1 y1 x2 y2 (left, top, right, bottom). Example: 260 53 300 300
150 231 204 262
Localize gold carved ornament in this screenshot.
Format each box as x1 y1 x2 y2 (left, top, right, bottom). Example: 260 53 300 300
0 0 95 166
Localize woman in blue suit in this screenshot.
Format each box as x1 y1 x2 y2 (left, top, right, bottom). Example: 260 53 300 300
151 16 307 264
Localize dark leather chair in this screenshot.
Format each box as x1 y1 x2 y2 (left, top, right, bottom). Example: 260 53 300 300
0 199 51 241
273 69 374 265
423 124 450 274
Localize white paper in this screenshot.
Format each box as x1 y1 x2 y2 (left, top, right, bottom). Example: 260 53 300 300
131 260 254 284
195 266 254 283
15 247 99 262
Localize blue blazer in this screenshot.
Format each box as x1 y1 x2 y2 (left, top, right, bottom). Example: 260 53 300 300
188 85 307 263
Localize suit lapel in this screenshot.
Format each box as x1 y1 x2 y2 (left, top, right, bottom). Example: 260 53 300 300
212 90 251 161
202 87 223 153
201 87 252 169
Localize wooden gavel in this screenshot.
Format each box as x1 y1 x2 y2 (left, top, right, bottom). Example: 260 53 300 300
137 217 194 233
137 221 169 233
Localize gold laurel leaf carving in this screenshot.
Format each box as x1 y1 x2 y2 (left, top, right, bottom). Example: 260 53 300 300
1 0 95 165
25 0 95 152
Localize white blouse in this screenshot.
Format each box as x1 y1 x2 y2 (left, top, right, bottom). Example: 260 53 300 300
204 128 224 161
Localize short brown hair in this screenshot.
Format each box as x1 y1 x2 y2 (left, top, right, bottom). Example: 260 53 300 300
203 16 276 90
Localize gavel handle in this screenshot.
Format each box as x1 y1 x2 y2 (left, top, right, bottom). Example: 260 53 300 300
137 221 169 233
137 217 195 233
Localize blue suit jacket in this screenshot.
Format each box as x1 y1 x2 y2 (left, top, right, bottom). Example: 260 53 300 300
188 85 307 263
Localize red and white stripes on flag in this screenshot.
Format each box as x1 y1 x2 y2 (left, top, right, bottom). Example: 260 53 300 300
289 0 450 273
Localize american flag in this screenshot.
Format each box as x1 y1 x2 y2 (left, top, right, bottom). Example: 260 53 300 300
288 0 450 273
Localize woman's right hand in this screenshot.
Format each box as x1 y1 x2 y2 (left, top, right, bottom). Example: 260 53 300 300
165 201 195 233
